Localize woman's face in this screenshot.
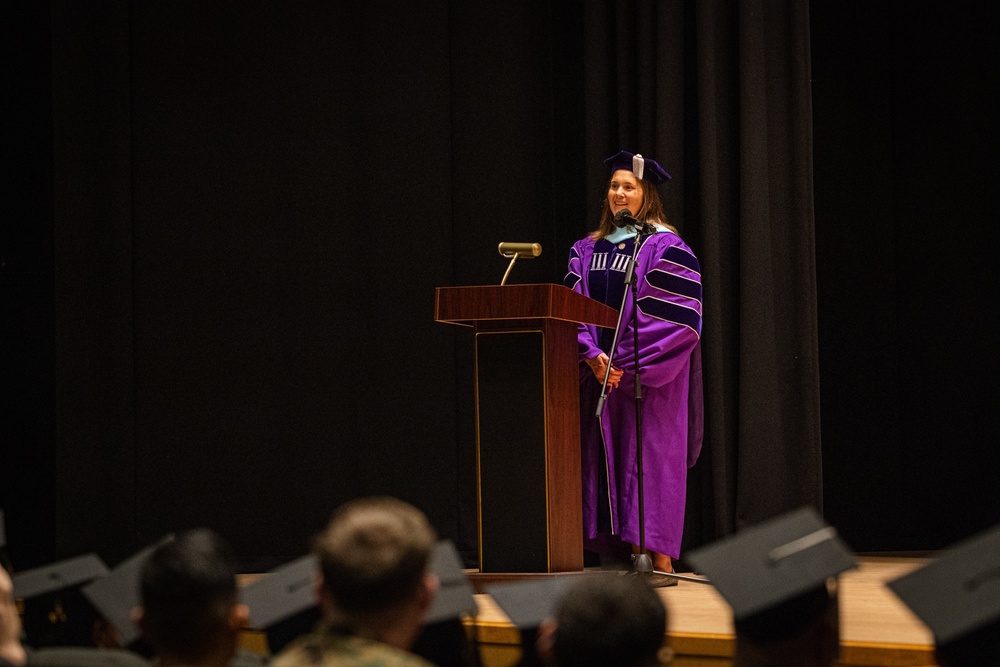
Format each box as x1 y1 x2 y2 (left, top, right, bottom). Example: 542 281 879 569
607 170 644 217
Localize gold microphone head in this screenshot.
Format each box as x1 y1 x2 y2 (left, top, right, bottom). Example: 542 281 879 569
497 242 542 258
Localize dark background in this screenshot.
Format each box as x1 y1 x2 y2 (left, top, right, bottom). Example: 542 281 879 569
812 2 999 553
3 1 997 570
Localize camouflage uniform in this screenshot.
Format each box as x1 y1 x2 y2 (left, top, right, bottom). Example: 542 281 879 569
271 628 434 667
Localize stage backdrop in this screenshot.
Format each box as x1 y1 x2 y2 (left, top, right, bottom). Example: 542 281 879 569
2 0 997 570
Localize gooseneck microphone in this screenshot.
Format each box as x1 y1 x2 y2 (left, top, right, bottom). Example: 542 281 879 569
497 242 542 258
497 241 542 285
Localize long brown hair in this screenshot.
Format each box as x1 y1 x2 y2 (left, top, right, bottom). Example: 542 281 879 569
589 176 677 240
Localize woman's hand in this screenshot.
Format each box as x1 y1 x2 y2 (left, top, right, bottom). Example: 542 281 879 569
585 353 623 390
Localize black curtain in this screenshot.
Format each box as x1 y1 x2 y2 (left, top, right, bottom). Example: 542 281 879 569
1 0 57 568
2 0 821 568
812 2 1000 551
7 0 993 569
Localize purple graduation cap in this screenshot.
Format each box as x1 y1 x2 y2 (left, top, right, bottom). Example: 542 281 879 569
604 150 671 184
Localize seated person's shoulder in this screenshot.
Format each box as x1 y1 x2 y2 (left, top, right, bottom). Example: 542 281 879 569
26 648 149 667
270 633 433 667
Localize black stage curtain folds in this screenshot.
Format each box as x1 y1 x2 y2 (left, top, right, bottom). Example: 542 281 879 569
2 0 996 568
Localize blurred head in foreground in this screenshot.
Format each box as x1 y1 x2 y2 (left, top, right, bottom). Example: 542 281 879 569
137 529 247 667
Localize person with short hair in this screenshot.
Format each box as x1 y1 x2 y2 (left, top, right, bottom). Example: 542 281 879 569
272 497 438 667
135 529 248 667
539 574 668 667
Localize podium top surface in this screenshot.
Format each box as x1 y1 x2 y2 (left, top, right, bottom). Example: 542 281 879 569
434 283 617 328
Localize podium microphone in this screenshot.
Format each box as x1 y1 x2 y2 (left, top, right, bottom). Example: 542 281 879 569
498 242 542 258
498 242 542 285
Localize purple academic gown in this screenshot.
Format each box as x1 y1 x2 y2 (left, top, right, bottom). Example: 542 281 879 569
564 228 703 559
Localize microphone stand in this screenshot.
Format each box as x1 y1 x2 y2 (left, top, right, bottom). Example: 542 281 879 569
594 222 654 578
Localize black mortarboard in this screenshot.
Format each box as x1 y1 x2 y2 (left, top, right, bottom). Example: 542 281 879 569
686 507 856 639
486 577 583 667
887 524 1000 648
604 150 671 185
12 555 109 601
0 510 6 548
485 577 580 632
425 540 476 624
12 554 110 648
79 536 174 647
412 540 479 667
240 554 320 654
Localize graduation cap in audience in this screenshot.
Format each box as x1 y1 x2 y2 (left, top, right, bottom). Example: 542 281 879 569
412 540 478 667
486 577 579 632
486 576 581 667
240 554 321 654
79 535 175 651
604 150 671 184
887 524 1000 664
686 507 857 641
425 540 477 624
12 554 110 648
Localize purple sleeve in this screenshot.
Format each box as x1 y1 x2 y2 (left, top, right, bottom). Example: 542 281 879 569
564 241 604 361
615 234 702 388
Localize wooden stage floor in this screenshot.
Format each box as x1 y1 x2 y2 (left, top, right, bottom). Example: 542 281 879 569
467 556 938 667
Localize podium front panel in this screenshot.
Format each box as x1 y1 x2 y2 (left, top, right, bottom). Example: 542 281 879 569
475 330 549 572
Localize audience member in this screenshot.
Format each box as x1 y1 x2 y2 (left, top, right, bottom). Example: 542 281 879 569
486 578 576 667
240 555 321 655
25 647 149 667
539 574 668 667
1 566 26 667
135 530 248 667
11 555 110 649
80 537 176 658
9 549 153 667
271 497 438 667
0 511 12 576
687 507 857 667
410 540 478 667
888 524 1000 667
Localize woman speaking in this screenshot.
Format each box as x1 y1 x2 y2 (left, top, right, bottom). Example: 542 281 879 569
564 150 703 580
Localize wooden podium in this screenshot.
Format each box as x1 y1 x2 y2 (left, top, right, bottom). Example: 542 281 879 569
435 284 617 573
